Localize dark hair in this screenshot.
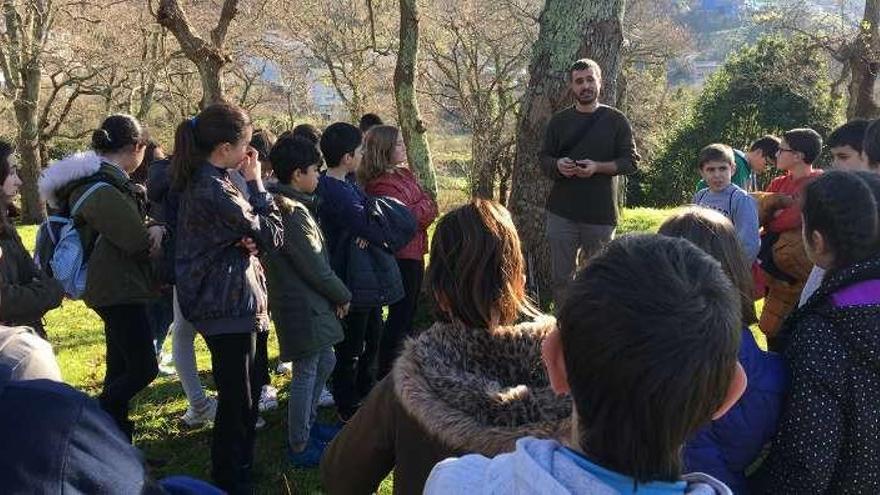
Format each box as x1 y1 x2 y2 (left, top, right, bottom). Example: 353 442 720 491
853 170 880 250
697 143 735 170
557 234 740 483
863 119 880 169
91 114 145 154
319 122 362 168
659 207 758 325
270 136 322 185
359 113 384 133
802 170 878 272
782 128 823 164
291 124 321 145
568 58 602 80
0 140 15 231
171 102 251 189
427 200 538 329
827 119 870 154
130 140 162 186
749 135 780 158
250 129 276 162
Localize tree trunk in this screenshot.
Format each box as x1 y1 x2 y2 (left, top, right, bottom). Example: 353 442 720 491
508 0 626 307
14 65 46 223
470 118 497 199
196 56 227 108
846 0 880 120
394 0 437 198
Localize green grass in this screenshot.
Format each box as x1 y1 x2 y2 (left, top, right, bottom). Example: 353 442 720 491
15 205 767 493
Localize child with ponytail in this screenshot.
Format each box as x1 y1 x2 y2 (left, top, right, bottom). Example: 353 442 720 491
359 125 438 378
171 103 283 494
755 171 880 493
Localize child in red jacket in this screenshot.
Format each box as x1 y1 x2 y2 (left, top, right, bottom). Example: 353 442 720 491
359 125 438 378
757 128 823 347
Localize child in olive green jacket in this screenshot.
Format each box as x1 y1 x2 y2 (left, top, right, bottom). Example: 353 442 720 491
263 136 351 467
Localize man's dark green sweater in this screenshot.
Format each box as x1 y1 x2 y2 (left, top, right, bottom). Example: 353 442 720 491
539 104 639 225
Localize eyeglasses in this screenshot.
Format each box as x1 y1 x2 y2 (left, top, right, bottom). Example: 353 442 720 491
776 147 797 155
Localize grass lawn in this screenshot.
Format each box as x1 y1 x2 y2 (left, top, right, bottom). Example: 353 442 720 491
14 205 766 493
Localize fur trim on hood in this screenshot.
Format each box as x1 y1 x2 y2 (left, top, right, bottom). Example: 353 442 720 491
38 151 102 208
393 317 571 456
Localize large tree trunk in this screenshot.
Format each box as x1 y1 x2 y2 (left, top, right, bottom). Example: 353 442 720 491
14 65 46 223
508 0 626 307
846 0 880 120
156 0 237 108
394 0 437 198
471 117 497 199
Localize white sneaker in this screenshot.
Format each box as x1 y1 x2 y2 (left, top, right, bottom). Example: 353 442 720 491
276 361 293 375
259 385 279 412
256 416 266 429
317 386 335 408
181 397 217 427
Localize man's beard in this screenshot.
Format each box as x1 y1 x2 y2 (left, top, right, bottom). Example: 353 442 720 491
576 90 597 105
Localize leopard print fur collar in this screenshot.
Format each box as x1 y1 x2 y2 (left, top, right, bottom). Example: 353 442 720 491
392 317 571 455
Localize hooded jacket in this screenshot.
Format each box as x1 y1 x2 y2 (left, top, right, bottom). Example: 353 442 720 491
263 183 350 361
0 325 62 381
320 317 571 495
753 256 880 494
38 151 156 308
425 437 733 495
175 162 283 336
0 224 63 336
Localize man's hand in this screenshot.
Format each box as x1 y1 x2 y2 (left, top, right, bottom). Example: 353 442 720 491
237 237 259 256
573 159 598 178
556 157 577 178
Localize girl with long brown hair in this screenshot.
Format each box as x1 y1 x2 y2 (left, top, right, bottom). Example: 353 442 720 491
359 125 438 378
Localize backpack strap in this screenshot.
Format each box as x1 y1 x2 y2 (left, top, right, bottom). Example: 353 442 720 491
70 182 111 217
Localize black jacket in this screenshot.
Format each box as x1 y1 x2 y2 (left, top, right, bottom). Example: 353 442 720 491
754 257 880 494
342 196 416 308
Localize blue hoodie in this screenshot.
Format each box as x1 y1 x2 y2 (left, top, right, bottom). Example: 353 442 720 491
425 437 733 495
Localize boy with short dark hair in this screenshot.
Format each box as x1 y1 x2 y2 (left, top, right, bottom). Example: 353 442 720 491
693 144 760 262
827 119 870 170
757 128 823 345
316 122 389 422
862 118 880 169
263 136 352 467
696 135 780 192
424 235 745 494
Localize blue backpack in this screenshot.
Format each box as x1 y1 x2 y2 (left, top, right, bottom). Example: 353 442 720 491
34 182 111 299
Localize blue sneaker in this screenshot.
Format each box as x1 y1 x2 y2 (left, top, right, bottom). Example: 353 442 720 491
287 440 324 468
310 422 342 444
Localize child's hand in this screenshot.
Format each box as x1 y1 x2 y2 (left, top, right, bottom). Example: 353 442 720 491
336 302 351 319
240 146 261 182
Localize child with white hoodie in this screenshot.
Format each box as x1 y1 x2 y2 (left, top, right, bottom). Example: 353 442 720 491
425 235 747 495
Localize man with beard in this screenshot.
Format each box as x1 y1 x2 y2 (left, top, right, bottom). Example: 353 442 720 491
539 58 640 305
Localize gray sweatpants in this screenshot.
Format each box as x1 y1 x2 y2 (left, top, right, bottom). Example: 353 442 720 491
546 211 615 306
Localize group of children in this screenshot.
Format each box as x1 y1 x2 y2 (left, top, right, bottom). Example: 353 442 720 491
3 104 880 494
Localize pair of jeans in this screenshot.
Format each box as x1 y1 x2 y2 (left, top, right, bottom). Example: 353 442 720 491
378 258 424 378
171 289 209 409
331 306 383 420
93 303 159 441
546 211 615 306
287 346 336 449
204 332 260 494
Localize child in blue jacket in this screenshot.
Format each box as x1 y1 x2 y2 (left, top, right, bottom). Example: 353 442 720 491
659 206 787 493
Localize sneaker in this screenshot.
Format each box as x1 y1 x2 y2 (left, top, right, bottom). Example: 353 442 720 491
275 361 293 375
317 386 335 408
159 351 174 367
287 440 325 468
310 422 342 445
255 416 266 430
259 385 278 412
181 397 217 427
158 363 177 377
